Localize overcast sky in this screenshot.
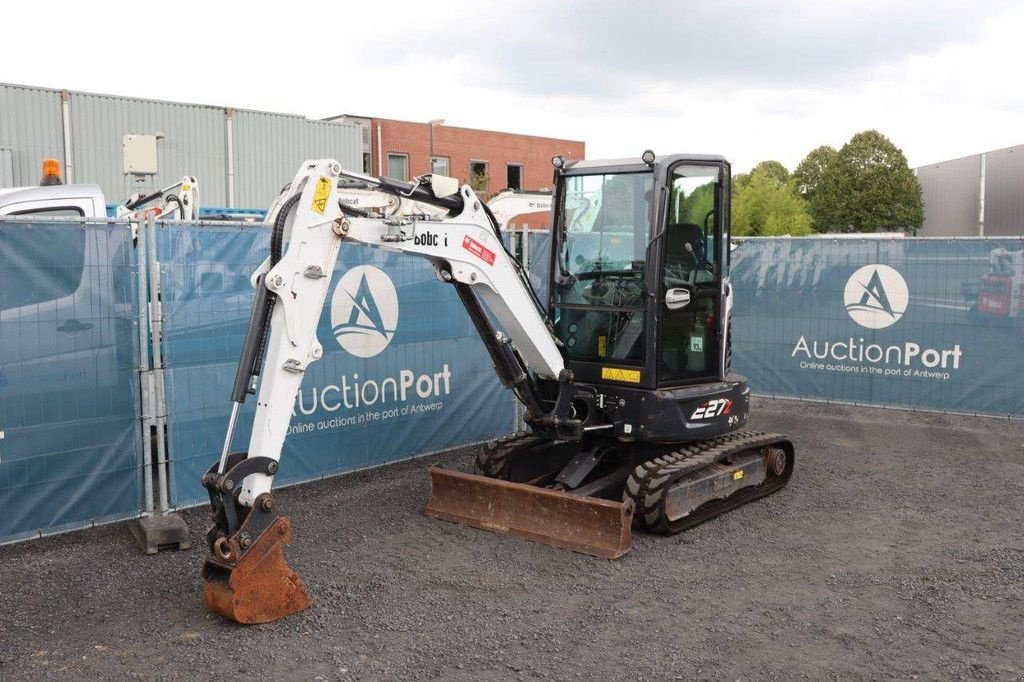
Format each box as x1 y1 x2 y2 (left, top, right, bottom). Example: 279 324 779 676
3 0 1021 172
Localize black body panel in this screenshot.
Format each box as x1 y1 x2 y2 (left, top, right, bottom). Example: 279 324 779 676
570 371 750 444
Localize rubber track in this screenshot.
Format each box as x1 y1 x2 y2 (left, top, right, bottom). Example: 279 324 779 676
474 434 542 478
624 430 794 535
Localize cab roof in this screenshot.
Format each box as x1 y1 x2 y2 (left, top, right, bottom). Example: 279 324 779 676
561 153 728 176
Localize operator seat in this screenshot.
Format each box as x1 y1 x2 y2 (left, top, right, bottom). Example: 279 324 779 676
664 223 706 287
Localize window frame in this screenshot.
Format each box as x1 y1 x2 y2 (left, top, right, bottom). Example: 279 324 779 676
550 170 655 366
431 155 450 177
387 152 410 181
469 159 489 193
506 162 524 191
656 160 727 388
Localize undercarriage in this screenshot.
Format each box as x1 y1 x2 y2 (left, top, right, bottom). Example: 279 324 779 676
426 428 794 559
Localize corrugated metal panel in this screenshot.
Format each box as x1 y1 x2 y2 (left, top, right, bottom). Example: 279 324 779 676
916 154 980 236
233 111 361 207
68 92 227 205
0 147 14 186
0 84 64 187
982 145 1024 237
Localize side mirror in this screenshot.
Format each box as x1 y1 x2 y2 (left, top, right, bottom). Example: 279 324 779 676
665 287 691 310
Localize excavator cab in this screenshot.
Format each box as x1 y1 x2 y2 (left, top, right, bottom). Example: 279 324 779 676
536 155 744 442
551 155 729 387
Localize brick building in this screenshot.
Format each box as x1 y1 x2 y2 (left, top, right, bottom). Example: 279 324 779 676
328 115 585 198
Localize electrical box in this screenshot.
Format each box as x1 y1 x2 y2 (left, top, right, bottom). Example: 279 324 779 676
122 134 161 175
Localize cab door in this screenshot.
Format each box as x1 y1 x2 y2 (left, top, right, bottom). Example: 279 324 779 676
657 163 725 386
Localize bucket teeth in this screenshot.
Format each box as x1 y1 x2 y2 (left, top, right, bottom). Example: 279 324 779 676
424 466 633 559
202 516 311 624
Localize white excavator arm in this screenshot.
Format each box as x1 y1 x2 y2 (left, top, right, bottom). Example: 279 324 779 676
335 184 447 219
486 189 553 229
116 175 199 220
202 158 573 622
230 159 564 507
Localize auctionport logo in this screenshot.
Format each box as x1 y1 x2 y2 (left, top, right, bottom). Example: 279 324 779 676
843 264 908 329
330 266 398 358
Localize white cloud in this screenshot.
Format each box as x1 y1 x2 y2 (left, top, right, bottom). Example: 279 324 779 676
1 0 1020 173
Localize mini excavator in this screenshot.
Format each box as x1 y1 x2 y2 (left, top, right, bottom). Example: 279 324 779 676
201 153 794 623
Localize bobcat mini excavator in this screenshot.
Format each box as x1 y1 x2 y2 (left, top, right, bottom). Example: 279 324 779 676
201 153 795 623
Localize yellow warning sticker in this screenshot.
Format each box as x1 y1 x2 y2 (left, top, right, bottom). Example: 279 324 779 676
601 367 641 383
311 177 332 214
733 470 744 481
597 335 607 357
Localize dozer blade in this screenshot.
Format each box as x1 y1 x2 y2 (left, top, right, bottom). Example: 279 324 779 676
202 516 311 624
424 467 633 559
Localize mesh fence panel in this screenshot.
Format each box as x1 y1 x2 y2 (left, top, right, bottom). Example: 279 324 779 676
157 223 514 508
730 237 1024 417
0 221 142 543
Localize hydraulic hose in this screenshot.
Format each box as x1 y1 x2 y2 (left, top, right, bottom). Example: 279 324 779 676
228 192 300 404
253 192 300 376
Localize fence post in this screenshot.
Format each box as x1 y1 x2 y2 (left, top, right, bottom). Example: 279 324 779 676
135 217 154 515
146 213 171 513
128 215 191 554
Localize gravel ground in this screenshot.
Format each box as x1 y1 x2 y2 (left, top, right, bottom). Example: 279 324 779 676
1 398 1022 680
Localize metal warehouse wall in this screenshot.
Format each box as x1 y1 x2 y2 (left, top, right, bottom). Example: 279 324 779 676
232 110 362 207
984 146 1024 236
0 82 361 209
0 84 66 186
916 144 1024 237
916 154 980 237
69 92 228 206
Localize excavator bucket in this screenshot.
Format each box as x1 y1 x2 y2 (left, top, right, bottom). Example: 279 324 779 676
202 516 311 624
424 467 633 559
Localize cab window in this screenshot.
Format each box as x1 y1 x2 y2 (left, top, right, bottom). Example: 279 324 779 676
552 172 653 363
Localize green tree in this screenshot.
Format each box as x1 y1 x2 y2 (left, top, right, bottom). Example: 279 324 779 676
794 145 838 232
732 171 812 236
793 145 837 199
812 131 923 233
749 160 790 185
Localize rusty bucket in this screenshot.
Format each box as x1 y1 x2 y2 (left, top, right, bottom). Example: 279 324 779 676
424 467 633 559
202 516 311 624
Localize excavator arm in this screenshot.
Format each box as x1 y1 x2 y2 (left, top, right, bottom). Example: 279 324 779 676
201 159 577 623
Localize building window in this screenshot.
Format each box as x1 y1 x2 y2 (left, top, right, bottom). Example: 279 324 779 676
431 156 450 176
470 160 489 194
506 163 523 191
388 153 409 181
362 153 371 174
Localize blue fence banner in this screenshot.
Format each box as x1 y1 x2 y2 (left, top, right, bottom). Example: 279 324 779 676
3 222 1019 546
157 224 514 507
730 237 1024 417
0 221 142 543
